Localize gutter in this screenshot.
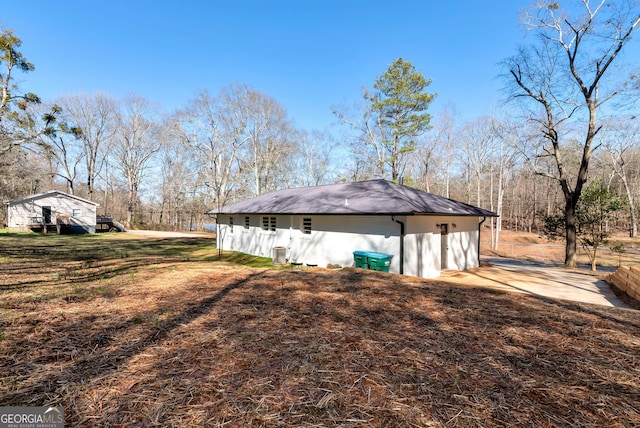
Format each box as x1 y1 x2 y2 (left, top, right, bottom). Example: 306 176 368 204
392 216 405 275
478 216 487 266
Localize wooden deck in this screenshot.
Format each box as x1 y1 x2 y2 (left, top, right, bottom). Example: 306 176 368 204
27 223 59 234
24 215 125 234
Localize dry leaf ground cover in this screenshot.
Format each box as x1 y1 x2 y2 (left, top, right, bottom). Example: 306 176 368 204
481 229 640 268
1 232 640 427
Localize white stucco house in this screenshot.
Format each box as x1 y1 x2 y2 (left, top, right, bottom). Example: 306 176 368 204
208 180 497 278
4 190 99 234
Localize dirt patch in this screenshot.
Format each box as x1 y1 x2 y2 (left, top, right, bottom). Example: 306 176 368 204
1 237 640 427
481 229 640 268
489 229 551 244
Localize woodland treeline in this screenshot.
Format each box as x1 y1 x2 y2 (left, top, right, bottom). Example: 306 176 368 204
1 88 638 235
2 1 640 260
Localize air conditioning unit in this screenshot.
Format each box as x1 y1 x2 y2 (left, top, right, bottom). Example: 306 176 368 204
272 246 287 265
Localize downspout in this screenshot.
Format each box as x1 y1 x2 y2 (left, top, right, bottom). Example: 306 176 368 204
216 215 222 259
392 216 405 275
478 216 486 266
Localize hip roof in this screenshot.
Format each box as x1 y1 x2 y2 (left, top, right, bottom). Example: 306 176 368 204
208 180 497 217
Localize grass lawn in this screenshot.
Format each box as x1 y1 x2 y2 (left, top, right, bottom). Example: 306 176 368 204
1 232 639 426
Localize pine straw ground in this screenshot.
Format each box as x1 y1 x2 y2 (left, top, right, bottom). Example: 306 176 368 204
1 236 640 427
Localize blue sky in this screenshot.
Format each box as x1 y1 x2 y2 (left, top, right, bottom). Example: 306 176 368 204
3 1 530 131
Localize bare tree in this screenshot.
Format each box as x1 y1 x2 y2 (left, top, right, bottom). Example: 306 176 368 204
172 88 246 215
435 105 458 198
410 139 438 193
35 103 83 194
489 118 521 249
112 94 163 228
297 129 334 187
237 86 297 196
156 124 196 230
458 118 496 207
58 93 117 201
411 105 460 196
598 117 640 237
0 143 52 219
333 99 387 179
504 0 640 267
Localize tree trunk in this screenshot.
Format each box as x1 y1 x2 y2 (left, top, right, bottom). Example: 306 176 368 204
618 171 637 237
495 162 505 251
564 199 578 268
445 142 451 199
476 169 481 207
530 175 537 233
391 134 399 181
126 209 133 229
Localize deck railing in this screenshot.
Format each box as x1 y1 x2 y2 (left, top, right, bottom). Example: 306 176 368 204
28 216 45 225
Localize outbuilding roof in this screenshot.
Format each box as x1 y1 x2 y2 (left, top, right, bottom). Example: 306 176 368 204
208 180 497 217
4 190 99 206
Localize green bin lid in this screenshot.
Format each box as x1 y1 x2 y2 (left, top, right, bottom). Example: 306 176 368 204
354 251 393 258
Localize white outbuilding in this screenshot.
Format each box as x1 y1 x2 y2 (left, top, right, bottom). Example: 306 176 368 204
4 190 99 234
208 180 497 278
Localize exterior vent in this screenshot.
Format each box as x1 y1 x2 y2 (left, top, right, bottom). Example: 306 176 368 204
272 246 287 265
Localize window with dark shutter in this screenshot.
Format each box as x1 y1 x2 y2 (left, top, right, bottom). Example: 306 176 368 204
244 216 250 230
303 218 312 234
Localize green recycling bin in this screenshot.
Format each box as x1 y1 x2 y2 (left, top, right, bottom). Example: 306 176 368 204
366 252 393 272
353 250 369 269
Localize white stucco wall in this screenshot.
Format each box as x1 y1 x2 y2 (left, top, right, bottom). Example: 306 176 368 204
7 194 97 233
217 215 401 271
217 213 482 278
404 216 480 278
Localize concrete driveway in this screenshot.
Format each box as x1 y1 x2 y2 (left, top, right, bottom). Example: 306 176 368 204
439 257 631 309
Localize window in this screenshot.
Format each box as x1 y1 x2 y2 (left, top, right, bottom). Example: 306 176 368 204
302 217 312 234
72 209 82 218
261 216 277 232
229 216 234 232
244 216 250 230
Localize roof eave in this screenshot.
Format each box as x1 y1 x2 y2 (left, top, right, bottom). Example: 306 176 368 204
210 211 498 217
5 191 100 206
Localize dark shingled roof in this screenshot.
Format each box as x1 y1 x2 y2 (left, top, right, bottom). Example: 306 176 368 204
208 180 497 217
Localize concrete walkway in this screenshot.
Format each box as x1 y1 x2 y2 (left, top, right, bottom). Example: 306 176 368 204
439 257 631 309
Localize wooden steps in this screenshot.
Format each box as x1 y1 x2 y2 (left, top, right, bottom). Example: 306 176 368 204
96 216 126 232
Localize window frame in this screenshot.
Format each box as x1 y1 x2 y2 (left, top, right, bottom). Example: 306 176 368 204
260 216 277 233
302 217 312 235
